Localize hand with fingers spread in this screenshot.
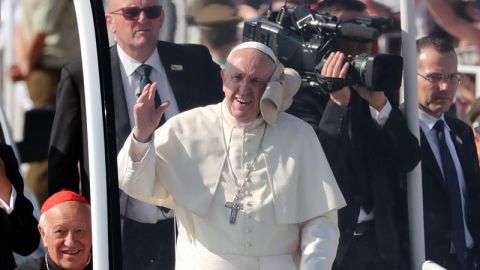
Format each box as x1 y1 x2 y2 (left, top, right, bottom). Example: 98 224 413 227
320 51 351 106
133 82 170 143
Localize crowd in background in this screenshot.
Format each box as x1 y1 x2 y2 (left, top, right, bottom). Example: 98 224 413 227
0 0 479 269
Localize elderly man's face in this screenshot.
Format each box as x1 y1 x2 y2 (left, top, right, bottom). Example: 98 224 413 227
106 0 164 60
40 201 92 270
417 47 458 118
222 49 274 123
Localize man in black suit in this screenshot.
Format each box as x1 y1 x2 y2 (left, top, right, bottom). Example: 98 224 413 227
47 0 223 269
287 1 420 269
0 143 40 270
415 36 480 270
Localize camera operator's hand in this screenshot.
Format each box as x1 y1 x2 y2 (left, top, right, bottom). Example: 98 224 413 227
351 84 387 111
321 52 351 106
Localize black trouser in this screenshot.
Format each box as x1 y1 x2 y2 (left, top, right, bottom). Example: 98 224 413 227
122 217 175 270
334 221 404 270
440 249 477 270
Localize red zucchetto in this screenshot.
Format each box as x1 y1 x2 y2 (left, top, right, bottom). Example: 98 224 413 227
40 190 90 215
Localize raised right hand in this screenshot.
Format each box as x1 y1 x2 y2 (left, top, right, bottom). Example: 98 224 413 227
133 82 170 143
321 51 351 106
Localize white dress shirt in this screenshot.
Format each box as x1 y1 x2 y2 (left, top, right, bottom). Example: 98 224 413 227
419 110 473 248
0 187 16 214
117 45 178 222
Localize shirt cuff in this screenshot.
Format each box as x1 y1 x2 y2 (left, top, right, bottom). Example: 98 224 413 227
369 100 392 127
130 135 152 162
0 186 17 215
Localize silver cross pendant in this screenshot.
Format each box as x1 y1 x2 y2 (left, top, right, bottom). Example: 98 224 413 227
225 194 244 224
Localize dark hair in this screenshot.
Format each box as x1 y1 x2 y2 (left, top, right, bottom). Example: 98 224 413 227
316 0 366 13
200 23 239 49
416 36 455 54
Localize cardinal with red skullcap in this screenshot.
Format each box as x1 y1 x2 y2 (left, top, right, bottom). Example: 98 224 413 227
16 190 92 270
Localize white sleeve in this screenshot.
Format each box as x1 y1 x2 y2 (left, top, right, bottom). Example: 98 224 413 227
299 210 340 270
117 132 170 205
0 186 17 215
130 133 153 162
369 99 392 127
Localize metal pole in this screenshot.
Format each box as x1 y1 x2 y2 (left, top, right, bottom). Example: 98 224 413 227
400 1 426 270
72 1 110 269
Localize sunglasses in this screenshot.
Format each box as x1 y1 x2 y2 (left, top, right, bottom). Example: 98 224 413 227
110 5 162 20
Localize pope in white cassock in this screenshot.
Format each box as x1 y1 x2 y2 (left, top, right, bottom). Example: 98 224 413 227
117 41 346 270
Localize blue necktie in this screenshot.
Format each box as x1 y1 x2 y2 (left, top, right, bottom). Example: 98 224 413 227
434 120 467 267
136 64 161 109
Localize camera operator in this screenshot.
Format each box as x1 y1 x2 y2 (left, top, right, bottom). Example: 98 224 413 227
287 0 420 269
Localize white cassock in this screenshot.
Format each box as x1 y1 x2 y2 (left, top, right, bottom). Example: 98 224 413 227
118 101 346 270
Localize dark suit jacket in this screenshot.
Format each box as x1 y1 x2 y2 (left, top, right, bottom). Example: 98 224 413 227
16 255 93 270
287 89 420 269
0 144 40 270
420 116 480 266
48 41 223 196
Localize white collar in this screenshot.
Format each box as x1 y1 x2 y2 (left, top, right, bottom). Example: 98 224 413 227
419 110 451 135
116 45 162 76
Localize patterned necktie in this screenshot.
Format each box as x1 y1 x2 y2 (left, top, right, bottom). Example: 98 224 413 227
136 64 161 108
434 120 467 267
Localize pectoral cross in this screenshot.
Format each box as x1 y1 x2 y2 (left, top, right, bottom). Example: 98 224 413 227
225 194 244 224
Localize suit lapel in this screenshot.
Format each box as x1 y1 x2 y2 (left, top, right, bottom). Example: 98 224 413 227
420 130 446 189
110 46 131 152
446 118 471 190
156 42 190 112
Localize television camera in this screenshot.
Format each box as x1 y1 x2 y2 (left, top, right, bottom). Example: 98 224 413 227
243 4 403 93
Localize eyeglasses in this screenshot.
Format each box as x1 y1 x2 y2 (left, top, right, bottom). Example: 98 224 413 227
417 73 462 86
110 5 162 21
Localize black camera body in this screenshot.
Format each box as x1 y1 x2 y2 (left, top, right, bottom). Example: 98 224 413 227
243 5 403 93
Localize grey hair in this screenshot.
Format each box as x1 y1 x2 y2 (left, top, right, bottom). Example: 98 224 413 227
38 212 47 232
38 204 91 232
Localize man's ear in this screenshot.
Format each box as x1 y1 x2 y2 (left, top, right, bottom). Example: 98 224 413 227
38 224 48 247
221 69 226 92
158 9 165 29
105 15 116 33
